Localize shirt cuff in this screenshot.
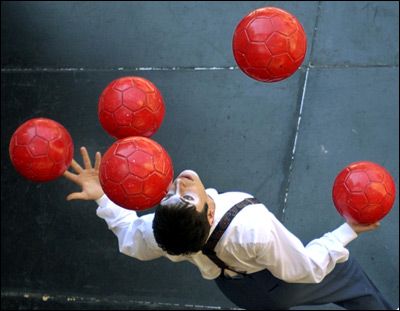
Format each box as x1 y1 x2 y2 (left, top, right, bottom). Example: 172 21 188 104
331 223 358 246
95 194 108 207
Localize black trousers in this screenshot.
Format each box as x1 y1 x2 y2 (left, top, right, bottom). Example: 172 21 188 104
215 256 394 310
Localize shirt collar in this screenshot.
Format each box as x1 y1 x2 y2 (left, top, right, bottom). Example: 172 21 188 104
205 188 222 239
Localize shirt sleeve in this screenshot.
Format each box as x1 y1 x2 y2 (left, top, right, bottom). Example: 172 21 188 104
95 194 164 261
254 209 358 284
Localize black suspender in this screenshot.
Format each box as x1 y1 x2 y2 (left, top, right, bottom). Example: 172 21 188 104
201 197 260 278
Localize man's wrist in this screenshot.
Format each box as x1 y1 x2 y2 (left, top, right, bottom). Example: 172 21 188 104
95 193 107 205
331 223 358 246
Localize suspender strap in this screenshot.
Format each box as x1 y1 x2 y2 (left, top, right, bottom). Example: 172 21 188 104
202 197 260 277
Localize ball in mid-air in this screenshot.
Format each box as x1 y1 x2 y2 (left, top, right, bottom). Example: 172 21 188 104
232 7 307 82
99 136 174 210
98 76 165 139
9 118 74 182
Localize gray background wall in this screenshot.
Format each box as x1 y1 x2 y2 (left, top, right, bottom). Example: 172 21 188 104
1 1 398 309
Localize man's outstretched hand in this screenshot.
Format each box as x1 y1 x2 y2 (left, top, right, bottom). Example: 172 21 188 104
347 220 381 235
63 146 104 201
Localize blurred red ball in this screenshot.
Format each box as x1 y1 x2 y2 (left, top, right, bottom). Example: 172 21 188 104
99 136 173 210
332 161 396 224
232 7 307 82
98 76 165 139
9 118 74 182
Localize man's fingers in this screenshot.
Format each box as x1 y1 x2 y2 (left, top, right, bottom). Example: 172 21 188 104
70 159 84 173
81 147 92 169
362 222 380 230
371 222 380 229
63 170 80 184
66 192 89 201
94 152 101 171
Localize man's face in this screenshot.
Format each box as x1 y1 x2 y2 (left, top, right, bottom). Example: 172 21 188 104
161 170 208 213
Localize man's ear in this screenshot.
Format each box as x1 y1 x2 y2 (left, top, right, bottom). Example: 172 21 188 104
207 204 215 226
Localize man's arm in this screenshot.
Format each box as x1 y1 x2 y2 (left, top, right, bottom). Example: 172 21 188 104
95 194 163 260
253 208 380 284
64 146 163 261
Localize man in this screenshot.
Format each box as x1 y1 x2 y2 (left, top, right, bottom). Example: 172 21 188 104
64 147 394 310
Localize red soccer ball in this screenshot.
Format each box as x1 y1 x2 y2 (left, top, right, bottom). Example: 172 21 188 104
232 7 307 82
99 136 174 210
332 161 396 224
9 118 74 182
98 76 166 139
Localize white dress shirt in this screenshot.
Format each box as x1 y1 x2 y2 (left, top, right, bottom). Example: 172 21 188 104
96 188 358 283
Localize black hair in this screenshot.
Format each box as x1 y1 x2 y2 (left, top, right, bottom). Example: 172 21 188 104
152 200 210 256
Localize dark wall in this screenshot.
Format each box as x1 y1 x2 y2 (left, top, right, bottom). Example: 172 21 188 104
2 1 398 309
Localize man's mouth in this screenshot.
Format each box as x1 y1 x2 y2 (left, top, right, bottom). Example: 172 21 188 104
179 173 194 181
178 170 198 181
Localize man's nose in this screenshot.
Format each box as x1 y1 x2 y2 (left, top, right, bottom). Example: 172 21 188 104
175 178 186 194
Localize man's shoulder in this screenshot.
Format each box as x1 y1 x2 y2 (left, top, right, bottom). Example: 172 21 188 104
214 190 255 202
223 198 272 245
213 191 271 225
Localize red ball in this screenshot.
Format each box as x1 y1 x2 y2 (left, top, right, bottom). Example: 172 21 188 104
9 118 74 182
332 161 396 224
232 7 307 82
98 76 166 139
99 136 174 210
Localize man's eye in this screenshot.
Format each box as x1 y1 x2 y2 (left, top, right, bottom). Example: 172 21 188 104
163 193 173 200
183 195 194 201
